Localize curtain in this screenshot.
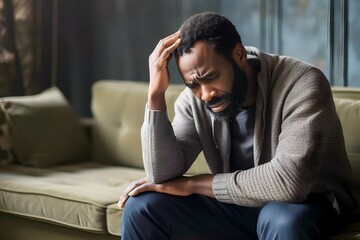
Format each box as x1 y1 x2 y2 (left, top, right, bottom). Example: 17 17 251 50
0 0 53 97
56 0 218 117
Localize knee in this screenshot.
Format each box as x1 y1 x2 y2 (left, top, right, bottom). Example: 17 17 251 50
122 192 166 222
121 192 172 239
257 202 307 237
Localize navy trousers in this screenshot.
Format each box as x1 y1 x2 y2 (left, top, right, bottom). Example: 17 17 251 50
121 192 339 240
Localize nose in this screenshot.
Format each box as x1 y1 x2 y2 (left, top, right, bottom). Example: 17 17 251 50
198 84 215 102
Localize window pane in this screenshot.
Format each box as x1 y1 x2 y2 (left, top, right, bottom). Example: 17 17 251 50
281 0 329 78
219 0 261 48
348 0 360 87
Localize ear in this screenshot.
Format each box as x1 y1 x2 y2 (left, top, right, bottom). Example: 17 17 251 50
232 43 247 68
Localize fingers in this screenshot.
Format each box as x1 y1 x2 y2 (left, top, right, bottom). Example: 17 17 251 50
160 38 181 61
127 182 156 197
155 30 180 49
151 31 181 61
118 178 148 209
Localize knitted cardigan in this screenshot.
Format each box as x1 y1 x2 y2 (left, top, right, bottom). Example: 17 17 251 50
141 46 360 215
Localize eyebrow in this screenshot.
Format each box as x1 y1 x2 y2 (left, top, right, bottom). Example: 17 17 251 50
194 71 218 81
184 70 218 89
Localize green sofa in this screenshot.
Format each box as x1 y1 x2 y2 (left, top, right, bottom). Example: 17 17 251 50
0 80 359 239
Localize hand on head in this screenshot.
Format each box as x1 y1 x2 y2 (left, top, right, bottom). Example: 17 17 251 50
147 31 181 110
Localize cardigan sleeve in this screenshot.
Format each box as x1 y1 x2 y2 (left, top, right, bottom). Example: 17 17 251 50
141 90 202 184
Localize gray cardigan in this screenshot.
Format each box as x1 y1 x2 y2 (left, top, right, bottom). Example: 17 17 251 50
141 47 360 215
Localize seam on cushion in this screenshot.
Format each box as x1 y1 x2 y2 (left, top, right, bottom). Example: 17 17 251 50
0 209 107 233
0 190 110 232
0 188 109 207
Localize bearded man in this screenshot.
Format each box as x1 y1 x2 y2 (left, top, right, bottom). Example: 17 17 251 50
118 12 360 240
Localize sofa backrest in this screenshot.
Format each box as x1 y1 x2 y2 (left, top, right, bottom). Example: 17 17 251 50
332 87 360 177
91 80 360 177
91 80 209 174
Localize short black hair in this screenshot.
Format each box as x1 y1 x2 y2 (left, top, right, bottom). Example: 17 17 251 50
175 12 242 61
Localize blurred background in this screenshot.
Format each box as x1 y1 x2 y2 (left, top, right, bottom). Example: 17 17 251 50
0 0 359 116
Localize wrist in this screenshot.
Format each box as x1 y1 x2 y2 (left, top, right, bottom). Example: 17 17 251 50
147 92 166 110
188 174 215 197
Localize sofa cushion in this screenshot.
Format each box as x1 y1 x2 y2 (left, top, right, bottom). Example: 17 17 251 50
0 87 90 167
0 162 145 234
106 203 122 236
91 81 148 168
333 97 360 176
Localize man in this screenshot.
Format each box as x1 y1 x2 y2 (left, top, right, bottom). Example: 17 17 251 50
118 12 360 239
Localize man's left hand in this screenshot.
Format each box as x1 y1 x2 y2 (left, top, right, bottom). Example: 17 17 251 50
118 175 214 209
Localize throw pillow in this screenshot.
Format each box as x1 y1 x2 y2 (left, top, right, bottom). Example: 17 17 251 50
0 110 16 165
0 87 90 167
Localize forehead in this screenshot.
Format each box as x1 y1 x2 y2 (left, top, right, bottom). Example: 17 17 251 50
177 40 228 77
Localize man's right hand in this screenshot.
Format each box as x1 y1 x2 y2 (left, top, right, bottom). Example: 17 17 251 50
148 31 181 110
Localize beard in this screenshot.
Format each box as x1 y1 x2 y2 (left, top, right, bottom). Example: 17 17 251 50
203 61 248 121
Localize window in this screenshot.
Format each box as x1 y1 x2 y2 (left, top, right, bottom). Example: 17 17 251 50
281 0 328 76
348 0 360 86
220 0 358 87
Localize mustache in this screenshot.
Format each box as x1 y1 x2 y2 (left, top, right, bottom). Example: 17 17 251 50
203 95 230 108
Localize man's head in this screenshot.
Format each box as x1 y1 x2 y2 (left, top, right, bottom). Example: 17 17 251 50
175 12 249 120
175 12 242 61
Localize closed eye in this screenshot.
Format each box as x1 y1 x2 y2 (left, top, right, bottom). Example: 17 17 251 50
184 71 219 89
184 80 199 89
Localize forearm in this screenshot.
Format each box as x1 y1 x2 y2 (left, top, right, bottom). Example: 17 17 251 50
141 107 187 183
142 93 203 183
